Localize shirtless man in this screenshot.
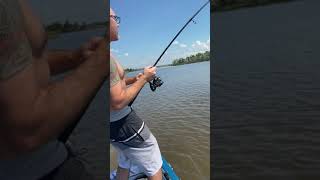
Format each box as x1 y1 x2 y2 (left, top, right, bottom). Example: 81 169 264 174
0 0 108 179
109 8 163 180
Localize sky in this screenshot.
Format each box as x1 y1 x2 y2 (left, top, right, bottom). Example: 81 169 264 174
110 0 210 69
29 0 106 24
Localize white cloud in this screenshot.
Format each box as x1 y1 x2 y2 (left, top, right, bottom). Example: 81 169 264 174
173 41 179 45
111 48 119 53
179 44 187 48
124 53 129 56
192 40 210 52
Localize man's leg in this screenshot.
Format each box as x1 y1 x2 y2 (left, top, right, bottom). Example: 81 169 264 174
111 112 162 179
114 147 131 180
122 133 163 180
147 168 162 180
116 166 130 180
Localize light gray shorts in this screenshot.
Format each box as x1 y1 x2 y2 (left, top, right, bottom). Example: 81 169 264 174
110 111 162 177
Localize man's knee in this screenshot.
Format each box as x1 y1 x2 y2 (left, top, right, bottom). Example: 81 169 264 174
147 168 162 180
116 166 129 180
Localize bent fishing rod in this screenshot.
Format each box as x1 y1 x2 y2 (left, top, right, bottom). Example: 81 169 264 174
59 1 209 143
128 0 210 106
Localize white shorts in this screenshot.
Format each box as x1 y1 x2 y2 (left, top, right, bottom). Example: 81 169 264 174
111 133 162 177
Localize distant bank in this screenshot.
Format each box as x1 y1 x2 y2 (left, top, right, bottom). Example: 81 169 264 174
46 21 106 39
211 0 296 12
125 51 210 73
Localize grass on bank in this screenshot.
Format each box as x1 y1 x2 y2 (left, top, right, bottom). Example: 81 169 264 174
211 0 296 12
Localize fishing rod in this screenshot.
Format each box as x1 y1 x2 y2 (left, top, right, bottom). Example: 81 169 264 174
128 0 210 106
59 1 209 142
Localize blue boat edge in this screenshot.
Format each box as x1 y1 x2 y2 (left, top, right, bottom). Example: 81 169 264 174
161 156 180 180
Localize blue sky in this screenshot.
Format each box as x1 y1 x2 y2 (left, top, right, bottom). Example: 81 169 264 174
110 0 210 69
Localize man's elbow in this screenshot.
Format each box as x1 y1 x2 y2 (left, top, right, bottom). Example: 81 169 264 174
111 93 129 110
112 102 126 110
9 133 42 153
6 115 45 152
111 99 127 110
18 136 41 152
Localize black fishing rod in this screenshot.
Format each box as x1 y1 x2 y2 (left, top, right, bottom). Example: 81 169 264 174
128 0 210 106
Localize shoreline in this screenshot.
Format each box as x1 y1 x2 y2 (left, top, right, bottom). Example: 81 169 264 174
46 23 106 39
212 0 297 13
125 51 210 73
124 60 209 73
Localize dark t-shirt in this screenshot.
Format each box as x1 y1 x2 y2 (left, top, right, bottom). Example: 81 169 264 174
0 0 68 179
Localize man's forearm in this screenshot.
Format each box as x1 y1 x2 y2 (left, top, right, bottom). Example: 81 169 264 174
125 76 137 85
46 49 83 75
29 54 107 147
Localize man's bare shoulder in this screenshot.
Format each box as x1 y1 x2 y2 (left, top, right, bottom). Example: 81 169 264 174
110 54 121 87
0 0 33 80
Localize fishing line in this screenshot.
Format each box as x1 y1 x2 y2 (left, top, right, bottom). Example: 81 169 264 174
59 0 209 143
129 0 210 106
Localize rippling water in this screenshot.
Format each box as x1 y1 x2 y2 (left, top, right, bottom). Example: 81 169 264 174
111 62 210 180
213 1 320 179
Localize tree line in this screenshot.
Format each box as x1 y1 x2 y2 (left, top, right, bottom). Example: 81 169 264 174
211 0 295 11
172 51 210 66
45 20 106 33
124 51 210 72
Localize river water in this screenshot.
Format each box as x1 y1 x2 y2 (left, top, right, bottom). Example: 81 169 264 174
213 0 320 179
110 62 211 180
48 29 210 179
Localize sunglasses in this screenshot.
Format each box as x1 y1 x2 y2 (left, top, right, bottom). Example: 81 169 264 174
110 15 120 24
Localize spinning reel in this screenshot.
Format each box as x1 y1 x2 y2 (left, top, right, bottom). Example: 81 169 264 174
128 0 208 106
149 76 163 91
